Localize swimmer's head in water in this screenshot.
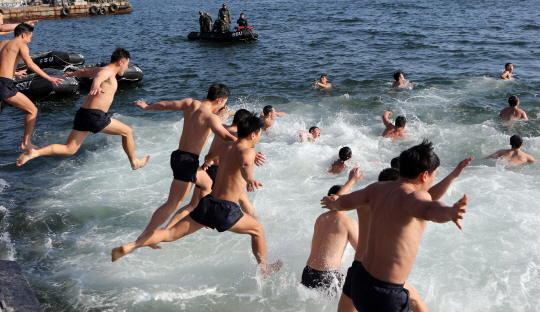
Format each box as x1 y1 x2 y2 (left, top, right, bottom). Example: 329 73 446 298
233 109 251 125
320 75 328 83
395 116 406 128
207 83 230 103
391 157 400 169
393 72 403 81
309 126 321 138
399 139 440 179
14 23 33 38
508 95 519 107
505 63 513 71
378 168 400 182
328 185 343 196
510 135 522 149
262 105 274 117
237 111 264 139
339 147 352 161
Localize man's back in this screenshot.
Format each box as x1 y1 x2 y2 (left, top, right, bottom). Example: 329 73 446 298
382 127 407 139
0 39 22 78
178 99 216 155
306 211 357 271
362 181 428 284
210 140 253 203
499 107 527 121
490 149 535 165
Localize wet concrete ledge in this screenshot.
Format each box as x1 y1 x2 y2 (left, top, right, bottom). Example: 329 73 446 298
0 260 42 312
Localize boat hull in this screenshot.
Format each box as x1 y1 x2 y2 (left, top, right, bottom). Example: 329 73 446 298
187 29 258 41
14 68 79 101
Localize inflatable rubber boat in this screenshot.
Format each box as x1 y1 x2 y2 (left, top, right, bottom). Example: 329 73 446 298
73 62 144 87
14 68 79 101
17 50 85 71
187 27 258 41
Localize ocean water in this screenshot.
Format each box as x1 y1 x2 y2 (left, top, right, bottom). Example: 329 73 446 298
1 0 540 311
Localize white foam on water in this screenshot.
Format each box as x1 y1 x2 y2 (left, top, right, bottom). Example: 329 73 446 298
18 75 540 311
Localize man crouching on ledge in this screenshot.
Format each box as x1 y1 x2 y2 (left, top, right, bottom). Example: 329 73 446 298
322 140 468 312
112 112 283 278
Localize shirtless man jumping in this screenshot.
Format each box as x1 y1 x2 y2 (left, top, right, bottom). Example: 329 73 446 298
132 83 236 241
322 140 469 312
157 109 260 234
0 23 63 150
382 110 408 139
16 48 149 169
485 134 536 165
499 95 528 121
112 112 282 277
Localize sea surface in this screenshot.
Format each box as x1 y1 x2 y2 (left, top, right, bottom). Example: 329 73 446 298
1 0 540 311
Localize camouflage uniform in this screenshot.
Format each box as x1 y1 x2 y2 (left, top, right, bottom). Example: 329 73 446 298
218 7 231 29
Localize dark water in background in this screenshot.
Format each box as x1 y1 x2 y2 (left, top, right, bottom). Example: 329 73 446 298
1 0 540 311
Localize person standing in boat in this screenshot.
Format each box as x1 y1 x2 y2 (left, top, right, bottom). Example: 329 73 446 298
198 11 212 33
0 9 38 36
16 47 150 170
218 3 231 30
237 13 248 27
0 23 63 151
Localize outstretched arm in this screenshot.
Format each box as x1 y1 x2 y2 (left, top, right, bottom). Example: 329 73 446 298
337 167 365 196
209 114 237 142
20 44 63 85
382 110 393 127
428 157 473 200
135 99 191 111
240 149 262 192
406 192 468 230
64 67 101 78
321 183 373 212
485 150 503 159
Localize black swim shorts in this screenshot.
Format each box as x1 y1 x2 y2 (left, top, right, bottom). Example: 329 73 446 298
350 262 412 312
342 260 361 299
189 194 243 232
170 149 200 183
72 107 112 133
300 265 344 294
0 77 18 101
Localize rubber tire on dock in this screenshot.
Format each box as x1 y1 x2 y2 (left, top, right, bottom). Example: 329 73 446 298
89 6 98 14
98 7 107 15
109 3 118 12
60 7 71 16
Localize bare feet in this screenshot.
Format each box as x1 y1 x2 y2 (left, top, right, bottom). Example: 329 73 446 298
131 155 150 170
111 245 132 262
260 259 283 278
21 142 41 151
16 149 38 166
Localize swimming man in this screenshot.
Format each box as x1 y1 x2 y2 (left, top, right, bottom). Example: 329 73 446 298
16 48 149 169
112 112 282 277
328 146 352 174
314 74 332 88
485 134 536 165
323 140 469 312
382 110 408 139
0 23 63 150
392 72 417 88
261 105 285 131
499 95 528 121
500 63 513 80
132 83 237 242
299 126 321 142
